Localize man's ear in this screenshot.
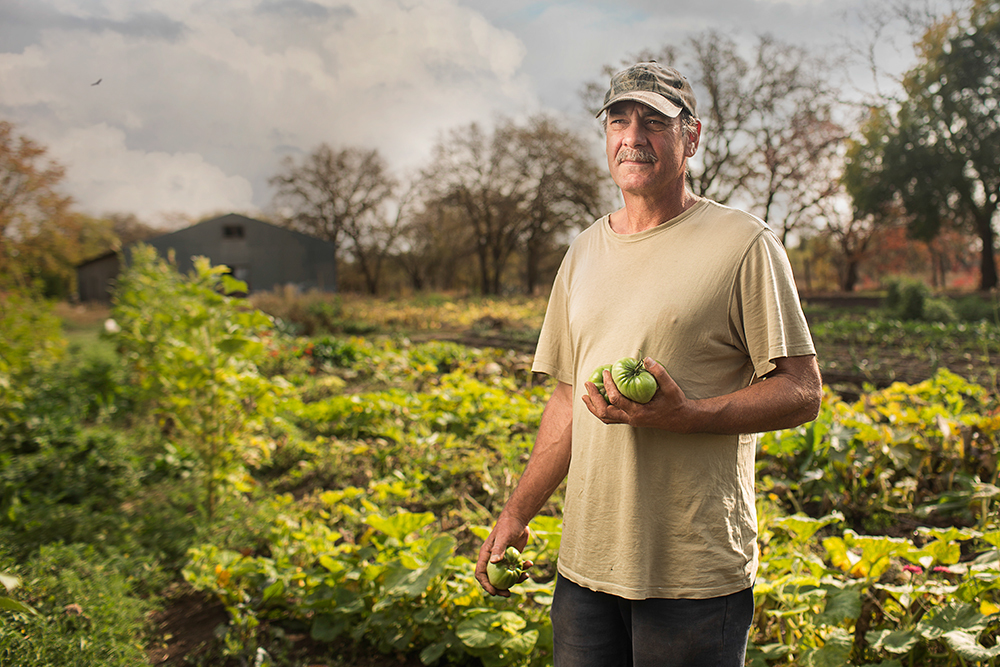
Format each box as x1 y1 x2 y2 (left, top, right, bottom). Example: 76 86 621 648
686 120 702 157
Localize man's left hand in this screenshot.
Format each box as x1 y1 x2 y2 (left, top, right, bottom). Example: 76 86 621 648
582 357 691 431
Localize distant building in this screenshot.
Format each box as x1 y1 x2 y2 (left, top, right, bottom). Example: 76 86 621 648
77 213 337 303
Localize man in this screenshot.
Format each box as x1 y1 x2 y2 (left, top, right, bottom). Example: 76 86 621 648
475 61 822 666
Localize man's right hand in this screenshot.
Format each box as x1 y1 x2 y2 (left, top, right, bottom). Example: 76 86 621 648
475 519 532 597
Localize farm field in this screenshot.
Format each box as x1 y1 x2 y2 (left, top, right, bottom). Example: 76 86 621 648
4 263 1000 667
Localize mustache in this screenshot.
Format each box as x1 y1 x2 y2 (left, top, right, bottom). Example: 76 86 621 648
616 147 658 164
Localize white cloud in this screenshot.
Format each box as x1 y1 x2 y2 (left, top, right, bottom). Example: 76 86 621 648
51 123 255 226
0 0 535 221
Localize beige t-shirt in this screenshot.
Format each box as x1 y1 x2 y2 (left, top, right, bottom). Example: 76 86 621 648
532 199 815 600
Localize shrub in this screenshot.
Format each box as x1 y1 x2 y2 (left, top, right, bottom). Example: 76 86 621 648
112 245 287 519
884 277 931 321
0 544 155 666
0 288 66 427
922 296 957 323
0 426 145 558
953 293 999 323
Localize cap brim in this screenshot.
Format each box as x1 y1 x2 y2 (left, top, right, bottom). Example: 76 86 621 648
597 90 683 118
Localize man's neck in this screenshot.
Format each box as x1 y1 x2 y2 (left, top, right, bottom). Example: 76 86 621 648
610 189 701 234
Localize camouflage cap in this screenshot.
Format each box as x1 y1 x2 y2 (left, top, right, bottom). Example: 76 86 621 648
596 62 698 120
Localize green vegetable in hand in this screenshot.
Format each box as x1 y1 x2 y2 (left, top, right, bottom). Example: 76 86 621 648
611 356 657 404
588 363 613 401
487 546 525 590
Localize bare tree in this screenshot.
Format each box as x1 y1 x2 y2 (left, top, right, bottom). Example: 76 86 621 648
743 37 849 244
269 145 397 293
394 199 473 292
423 114 606 295
514 114 608 294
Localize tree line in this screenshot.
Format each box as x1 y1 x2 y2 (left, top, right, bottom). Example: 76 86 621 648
2 0 997 297
269 114 607 296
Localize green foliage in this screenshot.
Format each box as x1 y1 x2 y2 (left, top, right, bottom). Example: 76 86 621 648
759 369 999 528
881 277 959 324
0 287 65 422
754 511 1000 666
112 244 289 518
0 544 154 666
0 426 144 549
8 289 1000 664
183 495 555 667
953 293 1000 323
884 277 931 321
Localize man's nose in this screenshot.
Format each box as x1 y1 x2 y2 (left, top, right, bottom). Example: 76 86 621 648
622 119 648 146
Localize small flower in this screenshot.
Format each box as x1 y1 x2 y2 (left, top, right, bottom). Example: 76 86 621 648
903 564 923 574
104 318 120 334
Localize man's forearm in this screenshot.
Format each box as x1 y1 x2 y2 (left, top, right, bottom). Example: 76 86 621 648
498 381 574 525
584 354 822 435
676 355 822 434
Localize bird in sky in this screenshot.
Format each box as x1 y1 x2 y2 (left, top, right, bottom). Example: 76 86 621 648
91 78 102 86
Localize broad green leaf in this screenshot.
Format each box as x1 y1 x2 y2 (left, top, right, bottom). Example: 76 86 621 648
382 563 436 600
804 627 852 667
0 597 36 615
366 510 435 541
823 536 856 574
221 274 248 295
420 640 450 665
866 628 919 654
456 612 506 649
818 585 862 625
917 602 987 640
913 539 961 566
916 526 980 544
529 515 563 553
501 628 539 655
468 525 492 541
849 533 913 580
261 580 284 605
776 511 844 543
218 336 251 354
496 610 526 634
754 643 793 659
980 529 1000 549
426 534 457 561
942 630 1000 660
310 613 347 642
318 555 344 574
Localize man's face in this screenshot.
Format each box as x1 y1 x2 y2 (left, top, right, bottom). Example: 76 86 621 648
604 101 700 198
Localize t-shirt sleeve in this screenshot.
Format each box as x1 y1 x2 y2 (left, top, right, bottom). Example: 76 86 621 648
531 267 575 385
731 229 816 379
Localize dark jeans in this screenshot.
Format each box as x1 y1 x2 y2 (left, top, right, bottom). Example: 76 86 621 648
550 574 754 667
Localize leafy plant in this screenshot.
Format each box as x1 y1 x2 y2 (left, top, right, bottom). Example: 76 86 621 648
112 245 288 519
0 544 155 666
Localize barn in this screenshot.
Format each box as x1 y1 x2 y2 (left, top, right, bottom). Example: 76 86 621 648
77 213 337 303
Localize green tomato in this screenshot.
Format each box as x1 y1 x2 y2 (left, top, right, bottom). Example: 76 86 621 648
611 356 657 403
486 546 524 590
587 363 613 401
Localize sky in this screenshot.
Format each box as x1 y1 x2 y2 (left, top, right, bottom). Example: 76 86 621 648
0 0 935 228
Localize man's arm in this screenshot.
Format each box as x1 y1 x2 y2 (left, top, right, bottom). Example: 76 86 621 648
475 380 574 597
582 354 822 434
